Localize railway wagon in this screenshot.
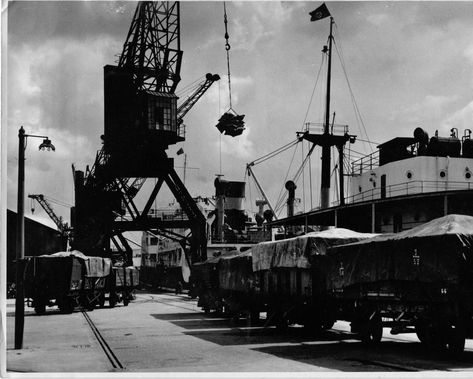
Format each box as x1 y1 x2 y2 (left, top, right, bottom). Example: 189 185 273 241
250 229 377 329
100 266 139 307
192 253 228 312
82 255 112 310
24 250 111 314
141 246 189 291
194 229 376 328
218 250 262 319
325 214 473 354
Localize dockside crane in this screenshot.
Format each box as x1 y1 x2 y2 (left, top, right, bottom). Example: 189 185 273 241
28 194 71 241
72 1 214 265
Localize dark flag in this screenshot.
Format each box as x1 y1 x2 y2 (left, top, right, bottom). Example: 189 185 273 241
309 3 331 22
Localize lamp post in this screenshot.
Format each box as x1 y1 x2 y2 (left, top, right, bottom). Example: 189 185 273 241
15 126 55 349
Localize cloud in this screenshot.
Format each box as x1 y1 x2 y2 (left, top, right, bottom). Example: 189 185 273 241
366 13 388 26
464 43 473 65
392 94 459 127
219 125 254 160
230 1 297 52
203 74 254 112
441 100 473 133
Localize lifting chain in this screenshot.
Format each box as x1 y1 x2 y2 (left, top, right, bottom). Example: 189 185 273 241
223 2 232 110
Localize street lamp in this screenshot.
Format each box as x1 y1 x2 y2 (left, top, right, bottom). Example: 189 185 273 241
15 126 55 349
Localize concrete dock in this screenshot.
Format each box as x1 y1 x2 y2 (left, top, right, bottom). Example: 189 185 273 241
5 291 473 375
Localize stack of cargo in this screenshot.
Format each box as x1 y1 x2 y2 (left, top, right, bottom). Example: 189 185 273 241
215 112 245 137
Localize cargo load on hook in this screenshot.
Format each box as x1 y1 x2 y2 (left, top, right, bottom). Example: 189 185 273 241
216 3 246 137
215 109 245 137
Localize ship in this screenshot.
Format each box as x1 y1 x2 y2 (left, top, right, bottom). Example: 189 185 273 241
265 9 473 235
141 3 473 290
140 178 271 291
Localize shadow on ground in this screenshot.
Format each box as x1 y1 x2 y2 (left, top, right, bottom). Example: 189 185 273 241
252 340 473 371
184 324 354 346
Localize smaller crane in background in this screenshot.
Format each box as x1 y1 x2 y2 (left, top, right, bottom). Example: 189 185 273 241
29 194 72 244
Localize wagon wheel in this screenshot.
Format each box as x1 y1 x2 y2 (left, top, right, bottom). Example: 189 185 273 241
109 292 117 308
416 319 447 350
59 297 75 314
414 319 427 344
274 310 289 331
360 314 383 346
123 292 130 306
98 293 106 308
87 300 95 311
446 322 466 356
34 304 46 315
250 310 260 323
304 320 323 336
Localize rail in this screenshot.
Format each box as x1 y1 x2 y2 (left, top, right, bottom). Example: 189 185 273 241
334 180 473 206
304 122 349 136
351 150 380 175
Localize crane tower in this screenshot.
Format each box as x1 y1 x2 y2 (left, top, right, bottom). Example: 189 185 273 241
72 2 212 265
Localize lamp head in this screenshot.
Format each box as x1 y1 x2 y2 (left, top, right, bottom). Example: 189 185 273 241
39 138 55 151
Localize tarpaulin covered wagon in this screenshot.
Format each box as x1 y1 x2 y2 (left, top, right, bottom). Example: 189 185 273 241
24 251 110 313
191 249 242 314
326 214 473 352
250 228 377 329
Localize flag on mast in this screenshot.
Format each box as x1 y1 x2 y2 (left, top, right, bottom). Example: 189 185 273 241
309 3 331 22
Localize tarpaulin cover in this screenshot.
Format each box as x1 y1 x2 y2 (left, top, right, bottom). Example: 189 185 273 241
218 250 254 292
192 249 242 284
326 214 473 290
251 229 377 272
24 255 83 297
39 250 89 260
84 257 112 277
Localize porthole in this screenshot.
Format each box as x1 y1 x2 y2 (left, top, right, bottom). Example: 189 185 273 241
439 170 446 179
406 170 413 180
466 172 472 180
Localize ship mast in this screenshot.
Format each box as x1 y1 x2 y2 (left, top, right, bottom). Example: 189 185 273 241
301 12 352 213
320 17 334 209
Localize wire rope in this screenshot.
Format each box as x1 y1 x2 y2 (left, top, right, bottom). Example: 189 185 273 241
249 138 300 166
42 195 72 208
332 24 374 154
274 143 300 215
300 53 326 131
176 75 205 97
223 2 233 111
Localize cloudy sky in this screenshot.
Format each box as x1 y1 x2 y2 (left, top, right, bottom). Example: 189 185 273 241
5 1 473 229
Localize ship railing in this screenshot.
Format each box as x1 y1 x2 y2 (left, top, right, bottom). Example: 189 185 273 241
209 229 270 245
122 209 189 220
304 122 349 136
337 180 473 205
351 150 380 175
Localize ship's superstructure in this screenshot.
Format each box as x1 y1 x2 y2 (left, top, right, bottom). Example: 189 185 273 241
350 128 473 205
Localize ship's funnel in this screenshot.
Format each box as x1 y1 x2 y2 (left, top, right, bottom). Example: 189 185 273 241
285 180 297 218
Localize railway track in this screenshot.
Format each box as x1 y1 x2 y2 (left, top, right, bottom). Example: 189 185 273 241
82 311 124 370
